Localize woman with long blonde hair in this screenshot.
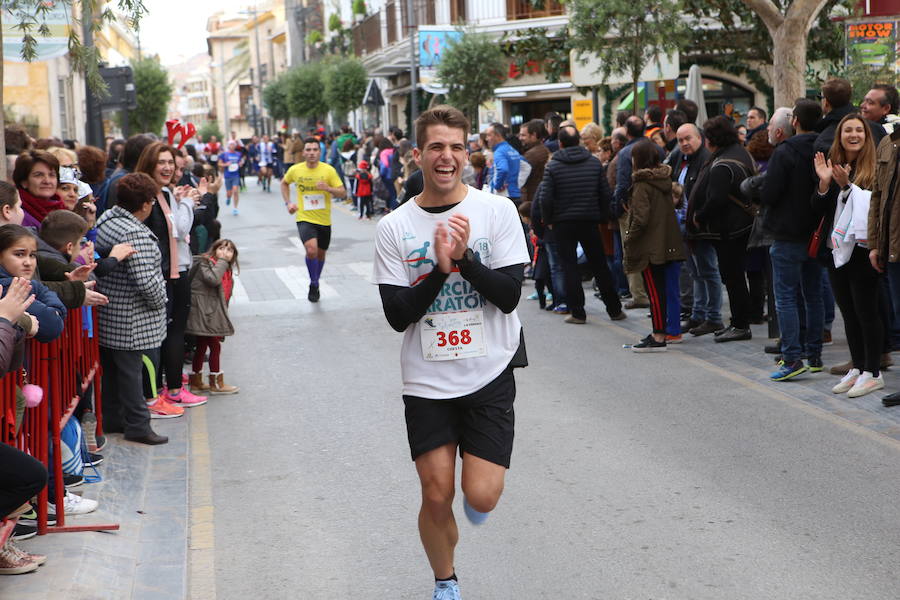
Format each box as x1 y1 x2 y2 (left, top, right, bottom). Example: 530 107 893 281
813 113 884 397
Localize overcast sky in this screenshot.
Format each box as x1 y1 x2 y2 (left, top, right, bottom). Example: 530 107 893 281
136 0 249 65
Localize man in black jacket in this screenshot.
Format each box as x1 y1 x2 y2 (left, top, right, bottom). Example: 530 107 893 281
665 123 720 334
814 78 855 156
538 125 626 324
762 98 825 381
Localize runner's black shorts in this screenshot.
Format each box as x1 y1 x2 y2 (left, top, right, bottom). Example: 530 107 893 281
296 221 331 250
403 366 516 468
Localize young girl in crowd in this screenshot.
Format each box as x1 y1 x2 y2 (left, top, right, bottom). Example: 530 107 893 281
814 113 884 397
623 140 685 352
0 224 66 344
187 239 239 395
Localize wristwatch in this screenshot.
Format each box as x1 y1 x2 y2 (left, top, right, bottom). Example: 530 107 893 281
453 248 477 269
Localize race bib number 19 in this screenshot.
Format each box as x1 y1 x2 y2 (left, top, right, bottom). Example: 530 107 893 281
303 193 325 211
420 310 486 361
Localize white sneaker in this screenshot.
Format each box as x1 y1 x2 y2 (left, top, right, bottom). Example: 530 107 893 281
832 368 861 394
50 491 98 516
847 372 885 398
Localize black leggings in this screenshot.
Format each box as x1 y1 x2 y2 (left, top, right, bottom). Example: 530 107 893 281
0 443 47 519
713 233 751 329
642 263 668 334
160 273 192 391
830 246 884 374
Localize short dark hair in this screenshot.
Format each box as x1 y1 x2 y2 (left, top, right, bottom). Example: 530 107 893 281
544 112 563 134
748 106 767 121
122 134 155 171
490 122 507 139
793 98 823 131
415 105 470 147
116 172 159 213
615 110 631 127
13 150 59 188
822 78 852 109
76 145 107 185
646 105 663 124
517 201 532 219
873 84 900 115
702 116 740 149
558 125 580 148
665 109 687 133
631 139 661 170
523 119 548 140
625 116 646 138
676 99 699 124
5 126 31 156
0 182 19 211
303 137 320 147
39 209 88 251
389 126 403 139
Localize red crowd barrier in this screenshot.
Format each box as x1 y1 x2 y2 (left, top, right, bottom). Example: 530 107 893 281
0 307 118 537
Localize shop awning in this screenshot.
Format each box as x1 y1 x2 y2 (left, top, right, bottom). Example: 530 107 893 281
618 87 647 111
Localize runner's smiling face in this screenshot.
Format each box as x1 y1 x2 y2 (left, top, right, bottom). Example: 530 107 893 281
414 124 467 196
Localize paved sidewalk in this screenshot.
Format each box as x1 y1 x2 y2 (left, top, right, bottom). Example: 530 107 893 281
566 291 900 443
0 415 191 600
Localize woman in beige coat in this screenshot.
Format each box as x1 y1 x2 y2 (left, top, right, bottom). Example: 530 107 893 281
187 239 239 394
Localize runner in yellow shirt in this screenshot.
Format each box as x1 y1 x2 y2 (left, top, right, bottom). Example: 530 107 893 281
281 137 346 302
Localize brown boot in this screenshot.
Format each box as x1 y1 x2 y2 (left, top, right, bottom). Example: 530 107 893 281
189 372 209 393
208 373 239 395
830 359 853 376
882 353 894 370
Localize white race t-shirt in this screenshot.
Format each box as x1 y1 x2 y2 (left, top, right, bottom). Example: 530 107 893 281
373 186 530 399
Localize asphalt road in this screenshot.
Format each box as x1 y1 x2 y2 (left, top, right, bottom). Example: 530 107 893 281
201 183 900 600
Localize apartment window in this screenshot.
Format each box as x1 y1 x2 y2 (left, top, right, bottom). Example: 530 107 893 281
401 0 436 27
450 0 466 23
386 1 397 44
507 0 563 20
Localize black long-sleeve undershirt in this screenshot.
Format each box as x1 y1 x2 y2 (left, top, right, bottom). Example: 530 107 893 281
379 262 524 333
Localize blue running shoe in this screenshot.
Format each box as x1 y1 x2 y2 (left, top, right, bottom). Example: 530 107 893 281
433 579 462 600
527 291 539 301
552 303 570 315
232 208 239 216
463 497 489 525
770 360 807 381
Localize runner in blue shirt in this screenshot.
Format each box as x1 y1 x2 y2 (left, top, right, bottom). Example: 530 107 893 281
219 141 244 216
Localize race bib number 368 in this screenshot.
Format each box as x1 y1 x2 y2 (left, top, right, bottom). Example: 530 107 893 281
420 310 486 361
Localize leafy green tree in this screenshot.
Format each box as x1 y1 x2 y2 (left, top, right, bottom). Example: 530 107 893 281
324 57 367 120
567 0 687 113
198 120 223 141
436 31 507 129
129 57 173 135
263 74 291 122
286 63 328 120
0 0 147 178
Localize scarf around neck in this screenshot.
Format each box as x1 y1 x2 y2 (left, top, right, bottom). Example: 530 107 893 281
18 186 66 223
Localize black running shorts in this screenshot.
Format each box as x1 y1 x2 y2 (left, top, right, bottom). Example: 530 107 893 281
296 221 331 250
403 367 516 468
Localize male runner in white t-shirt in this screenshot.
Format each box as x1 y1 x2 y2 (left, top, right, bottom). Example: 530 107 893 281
373 106 530 600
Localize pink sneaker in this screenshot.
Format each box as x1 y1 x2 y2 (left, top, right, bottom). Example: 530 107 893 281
166 387 208 407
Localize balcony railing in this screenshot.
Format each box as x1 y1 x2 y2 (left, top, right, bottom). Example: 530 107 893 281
353 12 382 56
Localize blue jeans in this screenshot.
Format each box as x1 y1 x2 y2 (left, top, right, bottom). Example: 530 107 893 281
770 241 824 362
821 268 835 330
609 230 629 296
544 241 567 306
687 240 722 323
886 262 900 349
666 261 681 335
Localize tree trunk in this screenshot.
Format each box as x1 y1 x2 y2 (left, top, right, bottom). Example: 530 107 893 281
771 17 809 108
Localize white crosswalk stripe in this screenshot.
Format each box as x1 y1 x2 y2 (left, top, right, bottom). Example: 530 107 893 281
274 265 339 300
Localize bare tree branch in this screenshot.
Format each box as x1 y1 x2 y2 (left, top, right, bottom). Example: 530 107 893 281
785 0 831 30
740 0 784 31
